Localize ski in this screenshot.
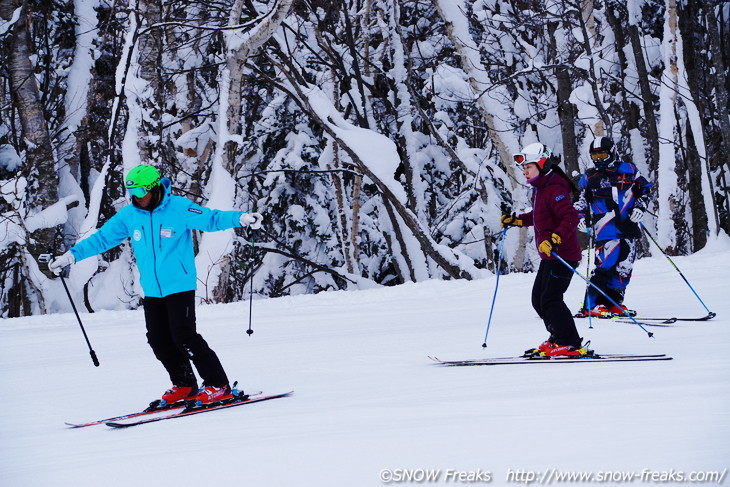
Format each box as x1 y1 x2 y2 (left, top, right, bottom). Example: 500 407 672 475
428 354 671 366
105 391 293 428
66 403 187 428
667 312 716 322
629 316 677 323
611 319 676 327
575 312 716 323
66 388 263 428
609 314 716 325
574 314 677 325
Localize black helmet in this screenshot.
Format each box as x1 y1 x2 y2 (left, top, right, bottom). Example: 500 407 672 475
589 137 616 167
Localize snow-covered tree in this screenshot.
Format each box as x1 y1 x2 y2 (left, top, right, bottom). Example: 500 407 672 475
1 0 728 316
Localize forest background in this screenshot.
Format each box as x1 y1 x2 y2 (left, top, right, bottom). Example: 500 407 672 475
0 0 728 317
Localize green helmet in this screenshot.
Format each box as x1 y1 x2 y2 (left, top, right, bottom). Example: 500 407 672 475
125 165 161 198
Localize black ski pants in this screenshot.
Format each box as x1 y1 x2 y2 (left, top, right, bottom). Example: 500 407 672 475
143 290 229 388
531 259 582 348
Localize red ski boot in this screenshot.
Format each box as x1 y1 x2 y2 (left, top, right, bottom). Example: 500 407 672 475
524 340 556 357
586 305 611 317
160 386 197 406
607 304 637 316
541 343 593 357
192 385 233 406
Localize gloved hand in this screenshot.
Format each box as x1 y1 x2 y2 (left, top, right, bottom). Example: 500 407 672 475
500 213 523 228
240 212 263 230
538 233 562 257
577 219 587 233
49 251 75 276
629 208 644 223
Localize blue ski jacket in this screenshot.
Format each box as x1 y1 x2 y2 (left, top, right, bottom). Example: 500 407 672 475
70 178 244 298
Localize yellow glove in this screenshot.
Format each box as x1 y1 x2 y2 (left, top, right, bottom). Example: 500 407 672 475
538 233 562 256
500 213 523 228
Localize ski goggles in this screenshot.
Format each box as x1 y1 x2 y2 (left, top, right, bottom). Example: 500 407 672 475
513 153 546 167
127 186 150 198
125 179 160 198
590 151 610 161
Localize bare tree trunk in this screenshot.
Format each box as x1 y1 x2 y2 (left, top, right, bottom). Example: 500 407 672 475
361 0 373 79
604 3 638 149
627 26 660 174
705 3 730 175
1 0 61 313
221 0 294 174
330 141 355 274
678 0 723 237
358 0 377 128
382 199 416 282
547 21 579 177
388 0 424 219
684 128 708 250
677 0 721 247
656 0 684 251
1 0 59 219
351 173 362 270
576 0 611 133
136 0 163 165
325 72 355 275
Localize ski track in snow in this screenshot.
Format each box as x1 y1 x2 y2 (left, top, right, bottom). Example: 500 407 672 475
1 245 728 486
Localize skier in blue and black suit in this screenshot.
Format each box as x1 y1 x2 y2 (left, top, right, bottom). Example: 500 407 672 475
574 137 652 317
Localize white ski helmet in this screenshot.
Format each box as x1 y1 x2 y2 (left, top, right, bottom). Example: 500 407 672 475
513 143 554 173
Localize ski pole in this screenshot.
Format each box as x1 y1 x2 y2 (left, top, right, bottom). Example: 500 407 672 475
39 254 100 366
584 212 594 329
552 252 654 338
60 275 100 366
639 222 715 317
246 235 256 336
482 227 507 348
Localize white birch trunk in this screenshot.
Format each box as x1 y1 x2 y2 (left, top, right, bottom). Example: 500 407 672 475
656 0 681 250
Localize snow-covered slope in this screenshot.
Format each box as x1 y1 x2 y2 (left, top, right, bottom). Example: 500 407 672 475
2 239 728 486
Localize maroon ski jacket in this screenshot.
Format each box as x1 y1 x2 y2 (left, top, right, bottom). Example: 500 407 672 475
519 171 582 262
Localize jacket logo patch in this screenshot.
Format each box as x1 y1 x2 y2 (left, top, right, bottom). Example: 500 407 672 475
160 227 173 238
133 229 142 241
555 194 565 202
188 208 203 214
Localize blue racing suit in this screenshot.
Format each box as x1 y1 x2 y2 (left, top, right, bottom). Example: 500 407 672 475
574 160 652 309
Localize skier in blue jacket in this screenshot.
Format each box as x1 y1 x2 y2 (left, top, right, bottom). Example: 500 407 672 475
574 137 652 317
49 165 262 407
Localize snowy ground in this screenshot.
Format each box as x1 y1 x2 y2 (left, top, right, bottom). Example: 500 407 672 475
2 238 729 487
